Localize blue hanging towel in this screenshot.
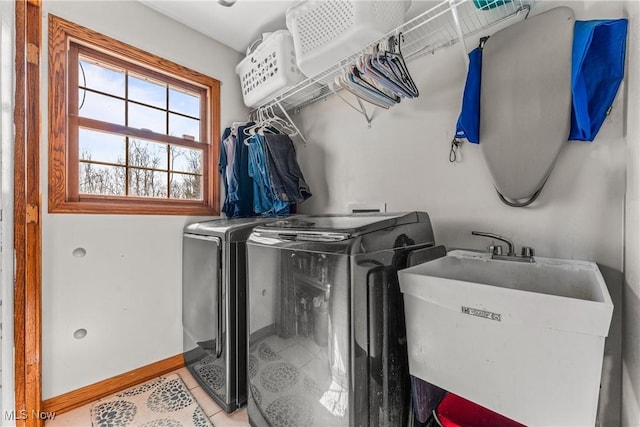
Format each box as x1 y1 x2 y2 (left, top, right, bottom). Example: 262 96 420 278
570 19 628 141
455 19 628 144
455 47 482 144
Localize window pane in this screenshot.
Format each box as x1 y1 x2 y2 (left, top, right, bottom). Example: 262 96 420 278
78 90 125 125
128 169 168 198
170 146 202 174
169 113 200 141
128 102 166 134
79 59 125 97
79 129 125 165
79 163 126 196
128 75 166 109
169 87 200 117
128 138 168 170
170 172 202 200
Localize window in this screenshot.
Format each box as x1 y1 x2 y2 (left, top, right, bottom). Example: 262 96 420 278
48 15 220 215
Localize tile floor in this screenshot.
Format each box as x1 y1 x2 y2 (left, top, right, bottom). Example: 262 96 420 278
44 367 250 427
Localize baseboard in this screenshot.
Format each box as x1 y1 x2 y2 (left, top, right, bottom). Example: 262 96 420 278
42 353 184 415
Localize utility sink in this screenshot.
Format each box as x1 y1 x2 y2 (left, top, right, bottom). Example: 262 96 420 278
398 250 613 427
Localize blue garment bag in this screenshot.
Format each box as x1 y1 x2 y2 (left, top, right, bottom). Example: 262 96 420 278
455 19 628 144
454 47 482 144
570 19 628 141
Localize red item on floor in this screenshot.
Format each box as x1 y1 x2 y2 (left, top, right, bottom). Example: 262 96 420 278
435 393 527 427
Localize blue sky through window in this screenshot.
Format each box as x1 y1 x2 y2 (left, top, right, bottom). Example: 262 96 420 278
78 57 203 176
170 88 199 117
129 74 166 109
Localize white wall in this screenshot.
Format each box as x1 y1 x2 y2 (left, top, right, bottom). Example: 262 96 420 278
40 1 247 399
293 1 627 425
622 0 640 424
0 0 15 423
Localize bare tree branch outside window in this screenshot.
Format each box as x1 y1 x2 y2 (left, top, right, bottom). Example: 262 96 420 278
79 138 201 199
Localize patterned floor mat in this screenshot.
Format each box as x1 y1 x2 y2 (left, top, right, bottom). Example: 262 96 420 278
90 373 213 427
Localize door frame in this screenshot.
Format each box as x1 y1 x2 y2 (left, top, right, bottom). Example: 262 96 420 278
14 0 42 426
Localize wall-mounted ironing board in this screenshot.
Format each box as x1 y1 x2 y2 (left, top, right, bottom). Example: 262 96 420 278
480 7 575 206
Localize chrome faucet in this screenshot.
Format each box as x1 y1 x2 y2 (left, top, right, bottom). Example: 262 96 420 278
471 231 535 263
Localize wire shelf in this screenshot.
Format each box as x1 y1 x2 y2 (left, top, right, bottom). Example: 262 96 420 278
259 0 534 113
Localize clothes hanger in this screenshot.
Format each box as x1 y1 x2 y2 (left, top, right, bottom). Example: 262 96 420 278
384 33 419 97
266 105 297 135
365 35 418 99
230 120 248 136
349 70 397 106
252 106 291 137
333 61 393 108
352 49 400 102
243 106 295 142
366 42 411 98
337 73 393 109
352 66 399 104
243 109 265 138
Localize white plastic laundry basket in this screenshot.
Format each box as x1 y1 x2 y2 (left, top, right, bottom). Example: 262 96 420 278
235 30 306 108
286 0 410 78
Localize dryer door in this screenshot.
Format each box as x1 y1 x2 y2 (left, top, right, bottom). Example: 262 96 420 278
182 233 222 357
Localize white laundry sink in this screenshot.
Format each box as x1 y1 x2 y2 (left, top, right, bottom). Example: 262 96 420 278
399 250 613 427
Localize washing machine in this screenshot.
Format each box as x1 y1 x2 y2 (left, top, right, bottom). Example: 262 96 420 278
245 212 440 426
182 217 274 412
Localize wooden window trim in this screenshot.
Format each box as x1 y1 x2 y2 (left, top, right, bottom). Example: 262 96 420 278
48 14 220 215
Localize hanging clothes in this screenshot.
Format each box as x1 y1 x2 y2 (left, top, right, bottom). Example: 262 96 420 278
223 133 235 185
218 127 235 217
262 133 312 204
247 133 290 216
219 113 311 218
219 122 255 218
236 122 256 217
